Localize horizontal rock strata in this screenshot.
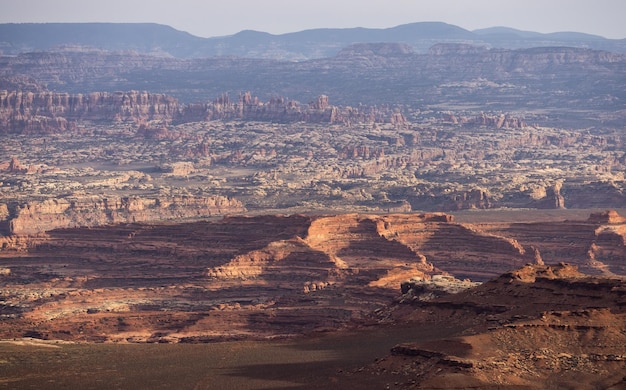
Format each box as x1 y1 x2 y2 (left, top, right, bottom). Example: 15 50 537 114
0 195 245 235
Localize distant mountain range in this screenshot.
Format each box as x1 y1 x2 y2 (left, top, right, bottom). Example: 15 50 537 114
1 22 625 60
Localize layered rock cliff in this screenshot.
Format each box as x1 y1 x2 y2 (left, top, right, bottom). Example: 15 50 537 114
0 90 179 133
206 213 541 284
2 211 518 343
469 210 626 276
0 89 411 133
367 262 626 389
1 211 623 346
1 195 245 235
442 112 526 129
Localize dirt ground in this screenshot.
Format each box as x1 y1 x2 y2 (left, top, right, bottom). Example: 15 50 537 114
0 323 461 390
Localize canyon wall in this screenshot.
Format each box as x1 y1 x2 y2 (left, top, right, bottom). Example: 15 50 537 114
0 89 410 133
1 195 245 235
206 213 542 284
442 112 526 129
0 90 179 133
0 211 624 346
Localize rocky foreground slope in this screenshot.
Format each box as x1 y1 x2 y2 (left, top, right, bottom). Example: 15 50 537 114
345 263 626 389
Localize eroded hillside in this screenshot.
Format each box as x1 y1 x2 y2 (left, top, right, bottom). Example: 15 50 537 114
2 114 626 218
349 263 626 389
1 211 625 344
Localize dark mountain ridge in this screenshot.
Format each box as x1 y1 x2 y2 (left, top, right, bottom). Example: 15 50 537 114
0 23 205 57
1 22 625 60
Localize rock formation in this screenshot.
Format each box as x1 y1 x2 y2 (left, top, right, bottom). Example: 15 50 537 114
0 157 28 174
442 112 527 128
3 43 623 112
357 262 626 389
0 89 418 133
446 189 494 210
468 209 626 276
0 210 623 389
1 195 245 235
0 90 179 133
400 274 480 301
0 211 550 344
534 182 566 209
0 208 623 390
587 209 626 224
0 25 625 389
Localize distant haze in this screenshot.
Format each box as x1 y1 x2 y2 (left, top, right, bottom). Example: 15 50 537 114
1 0 625 39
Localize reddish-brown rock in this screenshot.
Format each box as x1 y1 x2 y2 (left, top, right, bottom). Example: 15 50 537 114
360 262 626 389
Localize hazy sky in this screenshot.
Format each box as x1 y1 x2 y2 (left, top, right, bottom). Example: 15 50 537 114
1 0 625 39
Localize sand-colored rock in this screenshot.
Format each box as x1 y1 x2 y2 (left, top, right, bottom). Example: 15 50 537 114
2 195 245 235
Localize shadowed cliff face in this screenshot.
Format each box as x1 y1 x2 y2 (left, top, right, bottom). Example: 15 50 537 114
0 211 624 389
1 211 625 344
473 210 626 277
0 212 502 343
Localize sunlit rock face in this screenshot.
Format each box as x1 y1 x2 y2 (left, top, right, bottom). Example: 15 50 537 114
1 195 245 235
